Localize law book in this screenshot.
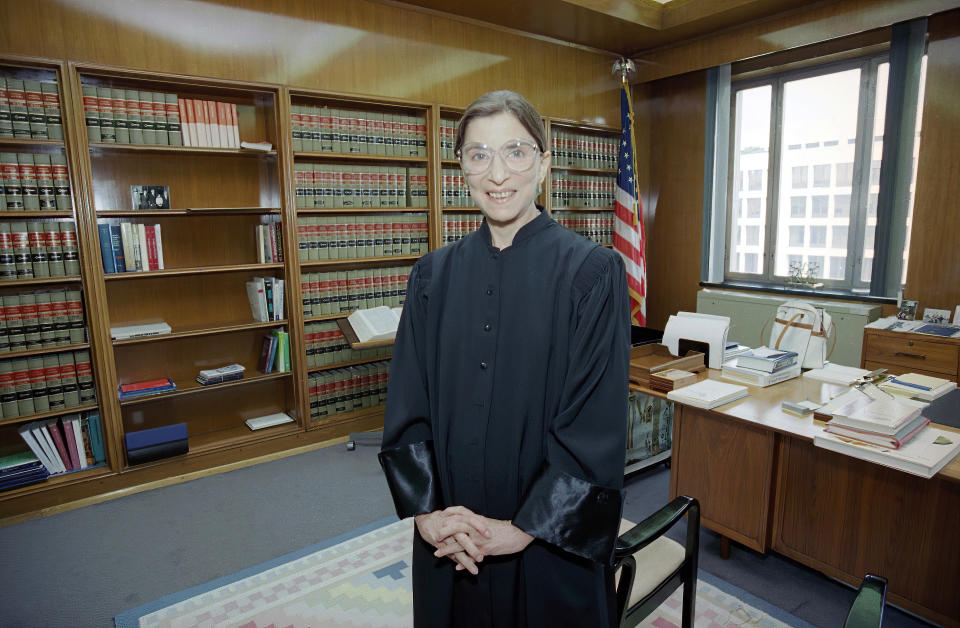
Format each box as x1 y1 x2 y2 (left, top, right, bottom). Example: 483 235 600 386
75 349 95 404
667 379 749 409
21 296 41 350
830 396 922 435
58 352 79 408
197 99 212 147
18 154 39 210
22 81 46 139
5 79 30 139
151 92 168 146
347 306 400 343
111 88 129 144
0 78 12 138
94 87 114 143
165 93 182 146
215 101 229 148
124 89 143 144
815 425 960 479
735 347 798 373
49 154 71 210
33 155 55 210
26 221 47 277
137 90 155 144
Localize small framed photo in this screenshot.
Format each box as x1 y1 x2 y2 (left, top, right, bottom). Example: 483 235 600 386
954 306 960 325
131 185 170 210
922 308 952 324
897 299 918 320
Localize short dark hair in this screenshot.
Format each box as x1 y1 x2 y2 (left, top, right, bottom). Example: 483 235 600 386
455 90 547 155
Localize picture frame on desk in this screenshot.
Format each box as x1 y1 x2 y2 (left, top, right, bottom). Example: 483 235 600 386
922 307 952 324
953 305 960 325
897 299 918 320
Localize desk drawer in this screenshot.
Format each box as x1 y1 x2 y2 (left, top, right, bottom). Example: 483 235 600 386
864 334 958 376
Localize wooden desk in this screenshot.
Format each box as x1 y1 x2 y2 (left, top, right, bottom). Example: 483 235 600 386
862 326 960 382
647 372 960 627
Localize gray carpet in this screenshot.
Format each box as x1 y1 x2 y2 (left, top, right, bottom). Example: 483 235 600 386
0 443 933 627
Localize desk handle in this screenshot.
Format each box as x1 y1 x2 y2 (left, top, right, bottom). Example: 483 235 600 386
895 351 926 359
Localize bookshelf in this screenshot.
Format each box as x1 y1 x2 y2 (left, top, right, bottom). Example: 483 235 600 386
66 62 298 472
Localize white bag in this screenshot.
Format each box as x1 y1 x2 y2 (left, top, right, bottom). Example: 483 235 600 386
767 300 835 369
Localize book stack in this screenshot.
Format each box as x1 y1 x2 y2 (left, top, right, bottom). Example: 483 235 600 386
442 213 482 246
304 320 393 368
256 223 283 263
550 173 615 209
823 394 929 449
550 129 617 169
649 368 698 393
815 421 960 479
307 359 390 421
299 266 412 316
1 153 72 211
441 167 473 207
0 451 49 491
258 329 290 374
0 288 86 352
0 349 97 419
666 379 748 409
296 214 428 261
878 373 957 402
803 363 870 386
293 164 426 209
196 363 244 385
554 211 614 245
0 77 62 140
245 412 295 431
0 220 80 279
118 377 177 401
439 118 459 159
723 343 752 361
179 99 239 148
81 85 183 146
16 412 105 476
721 347 801 387
246 276 285 322
125 422 188 466
290 106 427 157
97 222 164 273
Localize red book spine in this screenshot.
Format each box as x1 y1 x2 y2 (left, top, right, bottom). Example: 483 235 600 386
46 420 74 471
178 98 190 146
60 418 81 469
205 101 219 147
144 225 159 270
120 378 172 393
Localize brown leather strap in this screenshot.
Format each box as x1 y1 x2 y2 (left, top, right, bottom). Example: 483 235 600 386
774 316 827 337
773 312 803 350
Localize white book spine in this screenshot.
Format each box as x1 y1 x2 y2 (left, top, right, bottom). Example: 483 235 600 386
69 416 88 469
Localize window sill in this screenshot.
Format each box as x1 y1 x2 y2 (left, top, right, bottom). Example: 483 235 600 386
700 281 897 305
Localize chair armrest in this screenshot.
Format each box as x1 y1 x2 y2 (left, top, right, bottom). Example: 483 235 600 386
615 495 698 560
843 574 887 628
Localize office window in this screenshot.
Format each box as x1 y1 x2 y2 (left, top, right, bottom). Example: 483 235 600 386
807 256 824 277
746 225 760 245
744 253 758 273
721 48 926 293
811 195 829 217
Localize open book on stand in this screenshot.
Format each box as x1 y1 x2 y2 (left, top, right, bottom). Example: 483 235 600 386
345 306 403 344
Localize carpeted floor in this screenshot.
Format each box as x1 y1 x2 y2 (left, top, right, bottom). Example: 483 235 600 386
0 441 934 627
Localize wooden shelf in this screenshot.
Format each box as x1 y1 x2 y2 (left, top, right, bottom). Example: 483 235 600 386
0 464 112 501
0 275 81 287
307 355 392 374
550 165 617 175
293 150 427 164
119 370 292 406
300 255 419 269
185 420 301 457
304 312 350 323
308 403 385 427
441 206 480 212
0 403 100 428
552 206 615 212
97 208 281 217
103 263 283 280
297 207 429 214
441 158 460 166
89 143 277 156
0 210 74 218
112 321 286 346
0 137 65 149
0 343 90 360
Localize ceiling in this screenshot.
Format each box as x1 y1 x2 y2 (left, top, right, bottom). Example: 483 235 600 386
385 0 814 57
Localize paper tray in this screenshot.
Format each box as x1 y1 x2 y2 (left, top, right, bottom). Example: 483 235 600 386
629 344 705 386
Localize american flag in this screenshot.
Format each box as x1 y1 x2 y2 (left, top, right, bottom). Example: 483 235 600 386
613 83 647 326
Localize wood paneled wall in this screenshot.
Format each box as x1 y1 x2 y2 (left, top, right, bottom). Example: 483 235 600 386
905 9 960 314
0 0 619 123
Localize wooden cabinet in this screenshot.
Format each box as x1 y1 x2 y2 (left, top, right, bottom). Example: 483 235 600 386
861 327 960 381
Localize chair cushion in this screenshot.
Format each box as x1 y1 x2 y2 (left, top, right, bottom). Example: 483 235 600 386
617 519 686 607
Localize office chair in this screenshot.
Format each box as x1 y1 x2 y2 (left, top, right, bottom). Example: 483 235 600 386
614 495 700 628
843 574 888 628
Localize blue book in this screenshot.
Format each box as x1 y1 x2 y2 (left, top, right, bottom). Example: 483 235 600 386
98 224 116 274
125 422 188 451
86 413 105 464
109 224 125 272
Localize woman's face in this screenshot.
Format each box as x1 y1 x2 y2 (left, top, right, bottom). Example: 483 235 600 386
461 111 550 227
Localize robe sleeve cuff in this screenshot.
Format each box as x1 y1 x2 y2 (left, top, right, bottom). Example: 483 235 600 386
378 441 443 518
513 464 623 565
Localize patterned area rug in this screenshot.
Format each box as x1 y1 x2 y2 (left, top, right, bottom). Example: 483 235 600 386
115 517 814 628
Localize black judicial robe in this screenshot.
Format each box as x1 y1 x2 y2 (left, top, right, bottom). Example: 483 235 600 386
379 210 629 628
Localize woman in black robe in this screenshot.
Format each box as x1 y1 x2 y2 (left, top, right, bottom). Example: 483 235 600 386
379 90 629 627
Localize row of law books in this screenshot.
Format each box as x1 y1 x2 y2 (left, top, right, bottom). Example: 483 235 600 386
97 223 165 273
0 349 97 419
0 220 80 279
255 223 283 264
290 106 427 157
300 266 411 317
293 164 428 209
81 86 182 146
246 276 285 323
0 77 63 140
438 118 460 160
16 412 105 479
178 99 240 148
554 211 614 246
550 173 615 208
0 289 86 353
304 320 393 368
307 359 390 421
442 213 482 245
296 214 428 261
258 329 291 374
721 347 801 387
1 153 73 210
440 168 473 208
550 129 618 170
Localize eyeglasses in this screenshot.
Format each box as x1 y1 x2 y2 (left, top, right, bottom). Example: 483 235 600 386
456 138 540 175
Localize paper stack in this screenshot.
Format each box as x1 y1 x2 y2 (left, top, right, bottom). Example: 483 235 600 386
667 379 748 409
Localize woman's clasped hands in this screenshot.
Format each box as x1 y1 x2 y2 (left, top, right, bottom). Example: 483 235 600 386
414 505 534 575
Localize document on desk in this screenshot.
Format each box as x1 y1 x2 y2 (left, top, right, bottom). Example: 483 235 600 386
667 379 747 409
815 426 960 478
